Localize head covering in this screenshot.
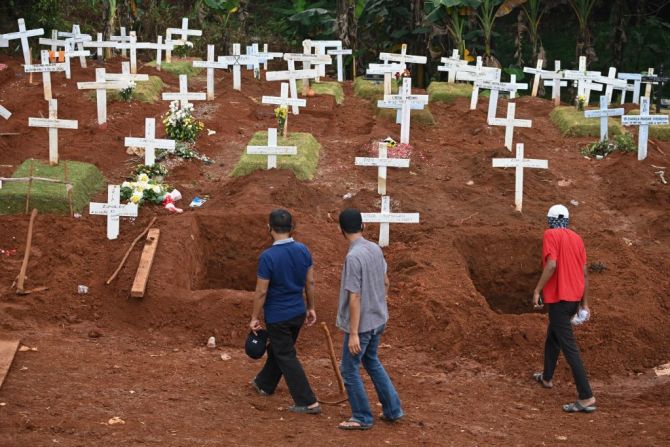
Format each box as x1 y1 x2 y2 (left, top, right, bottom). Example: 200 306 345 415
245 329 268 359
547 204 570 229
339 208 363 234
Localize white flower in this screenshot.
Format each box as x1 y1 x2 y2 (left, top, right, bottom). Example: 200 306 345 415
131 191 142 204
138 173 150 183
122 181 131 188
151 185 162 194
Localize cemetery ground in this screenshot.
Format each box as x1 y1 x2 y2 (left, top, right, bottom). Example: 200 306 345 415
0 55 669 446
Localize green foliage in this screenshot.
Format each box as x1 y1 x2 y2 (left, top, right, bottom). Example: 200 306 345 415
146 60 203 77
0 160 106 215
231 131 321 181
311 81 345 104
427 81 473 103
135 163 168 178
580 134 636 157
353 77 399 100
106 76 164 103
550 106 624 138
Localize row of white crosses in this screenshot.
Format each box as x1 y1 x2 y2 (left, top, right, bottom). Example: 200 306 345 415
455 57 502 110
367 44 427 96
165 18 202 63
377 77 428 145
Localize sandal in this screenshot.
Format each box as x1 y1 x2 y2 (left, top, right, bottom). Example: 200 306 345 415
380 414 404 423
532 372 553 389
250 380 269 396
563 401 597 413
338 419 372 431
288 404 322 415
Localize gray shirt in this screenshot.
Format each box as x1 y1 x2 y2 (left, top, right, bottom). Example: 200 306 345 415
336 237 388 333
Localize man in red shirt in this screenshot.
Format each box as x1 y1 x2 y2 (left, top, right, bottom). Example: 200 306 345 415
532 204 596 413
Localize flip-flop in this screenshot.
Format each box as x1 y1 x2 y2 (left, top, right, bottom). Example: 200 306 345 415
563 401 597 413
338 419 372 431
533 372 553 389
380 414 404 423
288 404 322 415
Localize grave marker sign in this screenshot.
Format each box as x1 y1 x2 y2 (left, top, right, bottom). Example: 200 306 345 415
266 67 319 114
594 67 627 104
0 105 11 120
377 77 428 144
355 142 410 195
622 97 670 161
492 143 548 212
523 59 545 96
361 196 420 248
584 95 625 142
327 47 352 82
192 45 229 99
165 18 203 63
89 185 138 240
125 118 176 166
437 49 467 83
479 76 528 124
28 99 78 165
246 128 297 169
23 50 66 100
455 57 502 110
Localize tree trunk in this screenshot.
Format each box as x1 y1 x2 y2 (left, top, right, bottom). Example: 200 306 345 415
410 0 426 87
336 0 357 79
610 0 628 70
103 0 117 59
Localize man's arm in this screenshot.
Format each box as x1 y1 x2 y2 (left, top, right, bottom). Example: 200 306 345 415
304 266 317 326
533 259 557 308
250 278 269 333
348 292 362 355
384 274 389 297
581 264 589 309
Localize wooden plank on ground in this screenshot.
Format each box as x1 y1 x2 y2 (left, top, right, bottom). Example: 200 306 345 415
130 228 160 298
0 339 20 389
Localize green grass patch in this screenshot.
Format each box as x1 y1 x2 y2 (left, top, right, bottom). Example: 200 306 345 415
627 109 670 141
231 132 321 181
427 82 473 103
353 76 399 100
103 76 164 104
376 105 436 126
311 81 344 104
550 106 624 138
146 58 203 76
0 159 106 215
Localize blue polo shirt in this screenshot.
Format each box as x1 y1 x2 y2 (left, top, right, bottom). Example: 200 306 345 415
257 238 312 324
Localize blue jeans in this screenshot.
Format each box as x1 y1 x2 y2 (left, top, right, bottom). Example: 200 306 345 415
340 324 403 426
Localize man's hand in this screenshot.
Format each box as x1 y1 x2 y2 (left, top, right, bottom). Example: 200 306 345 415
305 309 317 327
348 333 361 356
532 289 543 310
249 318 262 334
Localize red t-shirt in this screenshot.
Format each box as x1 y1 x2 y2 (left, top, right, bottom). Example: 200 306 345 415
542 228 587 304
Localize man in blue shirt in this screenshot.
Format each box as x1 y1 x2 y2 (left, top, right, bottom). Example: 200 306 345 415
249 209 320 414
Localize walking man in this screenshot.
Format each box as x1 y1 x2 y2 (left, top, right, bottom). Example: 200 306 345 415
249 209 321 414
336 208 404 430
532 204 596 413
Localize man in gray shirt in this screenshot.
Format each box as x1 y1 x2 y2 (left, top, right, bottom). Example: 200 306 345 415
336 208 404 430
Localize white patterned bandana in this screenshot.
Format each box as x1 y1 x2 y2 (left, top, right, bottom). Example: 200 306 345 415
548 216 569 229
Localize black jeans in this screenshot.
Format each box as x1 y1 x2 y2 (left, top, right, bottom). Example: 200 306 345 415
543 301 593 400
254 313 317 407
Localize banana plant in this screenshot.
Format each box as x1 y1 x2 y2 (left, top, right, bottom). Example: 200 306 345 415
568 0 599 64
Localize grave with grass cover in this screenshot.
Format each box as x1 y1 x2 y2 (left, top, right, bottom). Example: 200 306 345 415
231 131 320 181
550 106 624 138
0 159 105 215
146 59 203 76
625 109 670 141
107 75 164 103
310 81 344 104
426 82 473 103
353 77 399 100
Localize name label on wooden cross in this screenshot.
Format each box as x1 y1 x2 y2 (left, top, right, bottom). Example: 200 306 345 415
361 195 419 247
89 185 139 240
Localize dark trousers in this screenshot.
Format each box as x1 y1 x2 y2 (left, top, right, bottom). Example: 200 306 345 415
543 301 593 400
254 313 317 406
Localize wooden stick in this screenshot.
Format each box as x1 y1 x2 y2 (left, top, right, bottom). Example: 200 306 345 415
320 322 346 395
63 161 73 216
130 228 160 298
16 209 38 294
25 161 34 215
106 216 157 285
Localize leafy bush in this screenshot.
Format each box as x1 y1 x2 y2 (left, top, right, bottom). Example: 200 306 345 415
163 101 205 142
580 133 636 157
135 163 168 179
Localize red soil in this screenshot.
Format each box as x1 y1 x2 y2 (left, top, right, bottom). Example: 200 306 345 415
1 54 669 446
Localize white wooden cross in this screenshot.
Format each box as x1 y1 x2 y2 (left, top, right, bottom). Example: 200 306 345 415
284 52 331 94
366 62 405 96
0 105 11 120
304 40 342 78
246 128 297 169
437 49 467 83
28 99 78 166
218 43 260 91
1 18 44 66
643 68 655 99
379 43 427 69
137 35 173 71
77 68 128 125
106 61 149 83
361 196 419 248
616 73 642 104
255 44 283 70
89 185 138 240
110 26 130 58
193 45 229 99
455 57 502 110
327 47 352 82
38 30 67 53
594 67 628 104
522 59 545 96
622 97 669 161
63 40 91 79
83 33 119 60
161 74 206 108
541 60 566 106
584 95 625 142
58 24 91 68
165 18 203 63
377 77 428 144
563 56 602 103
261 83 307 134
114 33 140 74
492 143 548 212
23 50 66 100
125 118 176 166
490 102 532 151
479 76 529 124
355 142 410 195
266 67 318 114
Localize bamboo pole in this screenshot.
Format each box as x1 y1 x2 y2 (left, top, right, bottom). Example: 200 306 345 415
106 216 158 285
15 209 38 294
